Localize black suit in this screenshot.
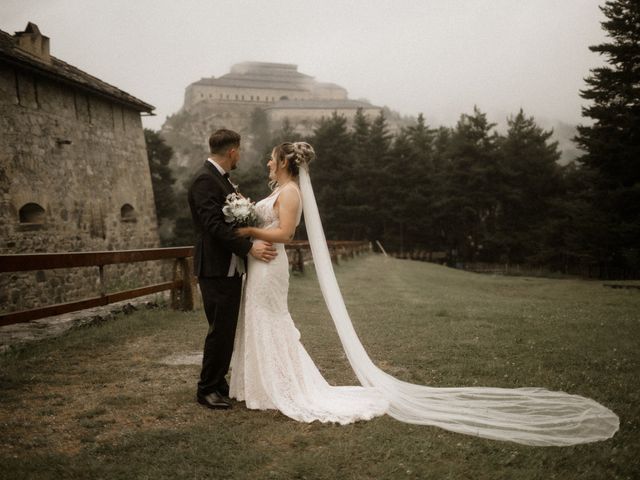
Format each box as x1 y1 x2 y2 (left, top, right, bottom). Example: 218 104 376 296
188 160 252 397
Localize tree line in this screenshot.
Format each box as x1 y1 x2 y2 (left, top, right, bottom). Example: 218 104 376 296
147 0 638 279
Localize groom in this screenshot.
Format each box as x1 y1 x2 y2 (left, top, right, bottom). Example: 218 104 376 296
188 128 276 410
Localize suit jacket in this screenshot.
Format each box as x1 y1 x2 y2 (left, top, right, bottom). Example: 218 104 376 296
188 161 252 277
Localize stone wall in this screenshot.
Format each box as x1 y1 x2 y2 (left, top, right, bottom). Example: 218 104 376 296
184 84 315 110
184 83 349 111
0 62 166 314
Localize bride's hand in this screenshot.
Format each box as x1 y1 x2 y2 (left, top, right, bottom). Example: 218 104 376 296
235 226 252 238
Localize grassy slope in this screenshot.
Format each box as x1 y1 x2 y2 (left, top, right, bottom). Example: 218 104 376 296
1 255 638 480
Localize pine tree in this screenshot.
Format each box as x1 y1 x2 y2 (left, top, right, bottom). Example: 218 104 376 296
433 107 499 262
497 110 562 263
405 114 437 250
144 129 179 245
577 0 640 185
575 0 640 275
309 112 353 238
364 111 393 246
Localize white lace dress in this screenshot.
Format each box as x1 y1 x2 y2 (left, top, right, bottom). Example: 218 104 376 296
229 185 389 424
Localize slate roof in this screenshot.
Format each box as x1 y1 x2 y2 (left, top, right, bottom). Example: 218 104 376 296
0 26 154 113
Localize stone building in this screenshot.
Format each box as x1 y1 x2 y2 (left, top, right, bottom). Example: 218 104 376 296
184 61 349 109
179 61 382 135
162 62 384 171
0 23 162 313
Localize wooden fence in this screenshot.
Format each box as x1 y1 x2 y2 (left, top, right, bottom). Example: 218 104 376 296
0 241 370 327
0 247 194 327
286 240 370 272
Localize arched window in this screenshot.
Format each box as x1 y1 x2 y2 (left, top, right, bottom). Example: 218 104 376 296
120 204 136 222
19 203 45 223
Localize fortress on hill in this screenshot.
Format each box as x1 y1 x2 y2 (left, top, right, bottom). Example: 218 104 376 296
162 62 387 171
183 61 381 130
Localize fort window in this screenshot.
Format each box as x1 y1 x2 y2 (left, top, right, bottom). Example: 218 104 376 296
19 203 45 223
280 96 288 100
257 96 260 101
226 94 229 99
242 95 244 100
235 94 238 100
120 204 137 223
250 95 254 100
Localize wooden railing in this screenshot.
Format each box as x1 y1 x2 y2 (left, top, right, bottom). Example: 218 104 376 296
0 240 371 327
285 240 371 272
0 247 194 326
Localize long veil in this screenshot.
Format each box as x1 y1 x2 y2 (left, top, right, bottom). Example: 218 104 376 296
298 167 618 446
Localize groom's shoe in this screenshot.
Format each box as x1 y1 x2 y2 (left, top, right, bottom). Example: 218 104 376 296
197 391 232 410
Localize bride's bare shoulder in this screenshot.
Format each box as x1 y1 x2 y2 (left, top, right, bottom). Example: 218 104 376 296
275 184 301 208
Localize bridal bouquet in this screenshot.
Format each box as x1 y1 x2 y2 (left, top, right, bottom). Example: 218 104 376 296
222 193 258 226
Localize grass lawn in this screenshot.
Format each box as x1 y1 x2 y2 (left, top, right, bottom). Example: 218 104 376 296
1 255 638 479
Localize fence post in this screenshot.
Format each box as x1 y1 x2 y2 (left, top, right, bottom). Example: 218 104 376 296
171 257 194 311
330 246 339 265
296 247 304 273
98 265 106 297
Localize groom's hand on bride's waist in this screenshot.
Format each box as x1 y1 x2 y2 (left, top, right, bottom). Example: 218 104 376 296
250 241 277 263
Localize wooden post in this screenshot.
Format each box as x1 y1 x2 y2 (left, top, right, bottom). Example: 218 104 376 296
98 265 106 297
171 257 195 311
330 246 339 265
296 247 304 273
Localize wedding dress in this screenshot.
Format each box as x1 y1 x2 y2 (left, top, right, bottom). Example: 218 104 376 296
230 168 619 446
229 184 389 424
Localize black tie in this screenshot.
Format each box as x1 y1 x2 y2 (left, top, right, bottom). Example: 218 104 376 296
223 172 229 179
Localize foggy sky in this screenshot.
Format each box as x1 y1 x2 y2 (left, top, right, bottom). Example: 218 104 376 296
2 0 608 131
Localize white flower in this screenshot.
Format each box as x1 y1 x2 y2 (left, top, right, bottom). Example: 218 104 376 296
223 193 257 226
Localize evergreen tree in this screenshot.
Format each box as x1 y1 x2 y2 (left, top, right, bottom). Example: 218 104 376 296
144 129 179 245
433 107 500 262
496 110 562 263
364 111 393 246
575 0 640 275
309 112 353 239
346 108 374 239
405 114 437 251
387 129 414 253
248 107 271 159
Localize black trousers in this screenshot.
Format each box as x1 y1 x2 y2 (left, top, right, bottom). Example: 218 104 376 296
197 276 243 397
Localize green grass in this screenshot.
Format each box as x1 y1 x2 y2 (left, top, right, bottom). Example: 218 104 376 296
1 255 638 479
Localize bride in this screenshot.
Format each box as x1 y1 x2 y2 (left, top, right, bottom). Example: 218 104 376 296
230 141 619 445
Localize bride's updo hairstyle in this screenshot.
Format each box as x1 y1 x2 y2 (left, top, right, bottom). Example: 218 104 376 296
273 141 316 177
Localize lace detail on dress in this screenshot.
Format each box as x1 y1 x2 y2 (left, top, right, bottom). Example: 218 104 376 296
229 184 388 424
